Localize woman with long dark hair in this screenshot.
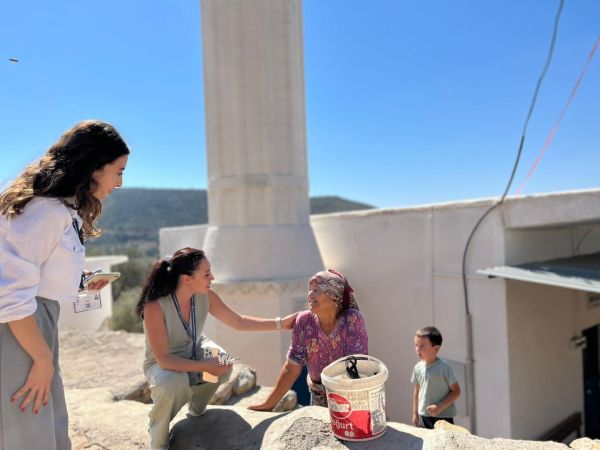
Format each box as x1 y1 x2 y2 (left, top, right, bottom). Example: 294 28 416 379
0 120 130 449
138 247 297 450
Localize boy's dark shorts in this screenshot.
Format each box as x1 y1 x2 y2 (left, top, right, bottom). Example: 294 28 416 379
420 415 454 429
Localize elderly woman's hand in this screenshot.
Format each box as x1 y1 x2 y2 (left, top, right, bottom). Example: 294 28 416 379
281 312 298 330
247 401 277 412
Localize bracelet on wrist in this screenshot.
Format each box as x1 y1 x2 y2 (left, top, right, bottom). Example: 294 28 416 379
275 316 282 330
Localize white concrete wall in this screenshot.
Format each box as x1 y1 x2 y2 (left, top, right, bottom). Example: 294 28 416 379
202 224 323 281
157 189 600 438
507 283 600 439
504 225 600 266
159 224 208 257
310 199 512 437
59 255 128 331
502 189 600 229
431 202 511 437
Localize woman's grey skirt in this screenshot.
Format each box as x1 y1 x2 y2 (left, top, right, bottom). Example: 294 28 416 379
0 297 70 450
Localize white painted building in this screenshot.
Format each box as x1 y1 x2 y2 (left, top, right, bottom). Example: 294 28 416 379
160 0 600 440
161 189 600 439
309 189 600 439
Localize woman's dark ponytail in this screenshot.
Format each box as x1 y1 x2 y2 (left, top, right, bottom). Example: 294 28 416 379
136 260 176 317
136 248 206 318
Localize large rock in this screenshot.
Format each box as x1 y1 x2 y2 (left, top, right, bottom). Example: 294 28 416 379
260 407 571 450
66 394 576 450
233 366 257 396
212 363 257 404
59 329 588 450
273 390 298 412
570 438 600 450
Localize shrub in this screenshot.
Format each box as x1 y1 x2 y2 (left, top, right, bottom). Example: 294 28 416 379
112 255 153 300
112 287 143 333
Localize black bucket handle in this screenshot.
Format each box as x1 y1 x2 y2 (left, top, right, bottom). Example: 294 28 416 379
344 355 373 379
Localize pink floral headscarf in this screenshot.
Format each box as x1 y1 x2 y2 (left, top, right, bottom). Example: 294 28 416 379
309 269 359 310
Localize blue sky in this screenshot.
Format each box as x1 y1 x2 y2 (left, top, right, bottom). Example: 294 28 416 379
1 0 598 208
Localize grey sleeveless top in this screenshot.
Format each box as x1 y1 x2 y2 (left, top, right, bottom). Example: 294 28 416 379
143 293 209 374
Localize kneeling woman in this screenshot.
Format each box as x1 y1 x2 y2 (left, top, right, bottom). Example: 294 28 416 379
249 269 368 410
137 247 296 450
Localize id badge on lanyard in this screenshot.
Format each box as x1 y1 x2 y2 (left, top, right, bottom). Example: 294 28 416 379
74 291 102 313
71 216 103 313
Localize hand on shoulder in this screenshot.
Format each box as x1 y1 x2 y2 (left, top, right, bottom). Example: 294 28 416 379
281 312 298 330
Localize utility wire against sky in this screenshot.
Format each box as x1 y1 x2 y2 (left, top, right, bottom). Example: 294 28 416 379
515 36 600 195
0 1 597 207
460 0 565 435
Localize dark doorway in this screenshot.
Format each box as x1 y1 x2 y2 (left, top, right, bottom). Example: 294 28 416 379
291 365 310 406
582 324 600 438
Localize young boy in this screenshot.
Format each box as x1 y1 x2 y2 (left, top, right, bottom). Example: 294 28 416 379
411 326 461 429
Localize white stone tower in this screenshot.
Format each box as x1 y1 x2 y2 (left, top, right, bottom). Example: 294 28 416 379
200 0 323 381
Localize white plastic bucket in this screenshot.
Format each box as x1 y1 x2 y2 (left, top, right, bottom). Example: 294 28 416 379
320 354 388 441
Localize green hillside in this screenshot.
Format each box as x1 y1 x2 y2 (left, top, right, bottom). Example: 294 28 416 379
87 188 373 256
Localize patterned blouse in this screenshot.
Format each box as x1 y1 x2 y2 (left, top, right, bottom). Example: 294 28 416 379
287 309 368 383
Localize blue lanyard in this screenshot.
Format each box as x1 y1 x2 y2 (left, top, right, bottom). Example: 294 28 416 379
171 293 197 360
72 217 86 289
71 217 84 245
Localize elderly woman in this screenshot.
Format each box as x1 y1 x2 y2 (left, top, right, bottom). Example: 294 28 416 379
249 269 368 410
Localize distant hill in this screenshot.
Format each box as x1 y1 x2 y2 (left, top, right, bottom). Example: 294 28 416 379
87 188 373 256
308 196 373 215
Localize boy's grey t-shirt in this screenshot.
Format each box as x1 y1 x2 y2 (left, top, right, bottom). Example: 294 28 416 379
411 358 458 417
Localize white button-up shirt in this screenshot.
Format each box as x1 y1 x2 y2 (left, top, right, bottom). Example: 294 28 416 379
0 197 85 322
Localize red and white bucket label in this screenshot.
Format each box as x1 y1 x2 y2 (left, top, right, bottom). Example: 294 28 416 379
327 388 386 440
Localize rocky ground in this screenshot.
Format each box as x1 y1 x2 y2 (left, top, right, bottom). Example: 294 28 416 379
59 329 599 450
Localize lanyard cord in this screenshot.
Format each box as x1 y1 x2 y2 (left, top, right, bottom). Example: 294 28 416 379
63 199 84 246
72 217 86 289
171 293 197 360
72 218 84 245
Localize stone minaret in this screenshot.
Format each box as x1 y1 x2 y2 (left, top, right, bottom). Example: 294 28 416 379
200 0 323 381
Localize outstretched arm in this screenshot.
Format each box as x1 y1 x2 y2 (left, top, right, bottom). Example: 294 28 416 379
208 289 297 331
248 360 303 411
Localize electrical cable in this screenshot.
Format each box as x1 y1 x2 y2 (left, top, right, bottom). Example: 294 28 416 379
460 0 565 434
515 37 600 195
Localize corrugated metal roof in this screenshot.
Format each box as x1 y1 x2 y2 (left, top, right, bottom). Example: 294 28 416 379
477 252 600 294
